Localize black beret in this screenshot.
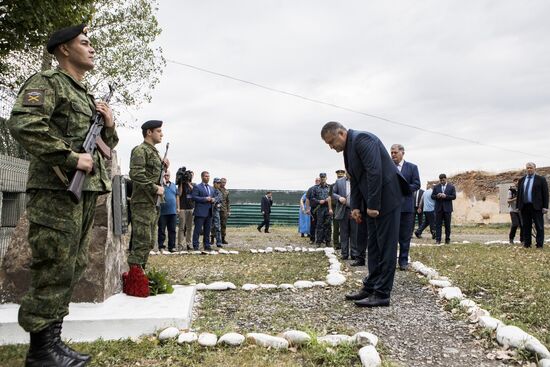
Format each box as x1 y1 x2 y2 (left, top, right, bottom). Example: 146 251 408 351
47 24 89 54
141 120 163 130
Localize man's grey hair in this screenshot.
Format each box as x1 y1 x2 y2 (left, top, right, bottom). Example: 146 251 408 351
526 162 536 168
321 121 347 138
391 144 405 152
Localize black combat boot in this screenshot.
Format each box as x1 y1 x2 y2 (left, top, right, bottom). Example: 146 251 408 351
25 324 89 366
52 321 91 363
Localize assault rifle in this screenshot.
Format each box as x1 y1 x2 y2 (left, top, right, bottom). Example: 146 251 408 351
67 85 115 203
156 142 170 207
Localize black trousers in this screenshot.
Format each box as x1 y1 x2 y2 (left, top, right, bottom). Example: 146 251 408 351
398 212 414 267
413 207 423 231
193 215 212 249
351 219 368 261
435 211 452 243
158 214 177 250
520 204 544 247
362 207 400 299
416 211 435 238
258 213 270 232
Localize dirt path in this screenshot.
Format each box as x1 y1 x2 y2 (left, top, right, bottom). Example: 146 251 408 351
197 227 509 366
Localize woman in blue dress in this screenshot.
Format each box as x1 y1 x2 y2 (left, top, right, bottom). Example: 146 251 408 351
298 192 311 237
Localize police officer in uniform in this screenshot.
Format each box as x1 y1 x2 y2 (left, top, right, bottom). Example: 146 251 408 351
8 24 118 366
331 169 346 249
310 173 333 247
127 120 168 268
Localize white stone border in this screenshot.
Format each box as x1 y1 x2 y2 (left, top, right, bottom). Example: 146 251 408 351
169 246 347 291
410 261 550 366
157 327 382 366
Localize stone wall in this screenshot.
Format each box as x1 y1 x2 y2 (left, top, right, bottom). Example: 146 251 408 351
0 151 129 303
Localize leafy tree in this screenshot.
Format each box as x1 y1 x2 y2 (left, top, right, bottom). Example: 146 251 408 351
0 0 164 110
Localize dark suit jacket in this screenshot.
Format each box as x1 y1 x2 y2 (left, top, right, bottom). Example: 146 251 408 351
517 174 549 211
414 189 424 208
344 129 409 216
261 196 273 214
431 183 456 213
399 161 421 213
192 182 213 217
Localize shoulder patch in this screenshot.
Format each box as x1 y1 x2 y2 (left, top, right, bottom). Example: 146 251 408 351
22 89 45 107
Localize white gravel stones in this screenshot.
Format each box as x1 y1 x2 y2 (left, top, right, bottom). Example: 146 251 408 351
158 327 179 340
278 283 294 289
294 280 314 289
358 345 382 367
228 250 239 254
218 249 229 254
178 332 198 344
198 332 218 346
539 359 550 367
218 332 245 346
265 247 273 253
438 287 463 300
429 279 452 288
317 334 352 346
526 338 550 359
282 330 311 345
459 299 476 309
246 333 289 349
352 332 379 347
195 283 207 290
241 284 259 291
206 281 236 290
326 273 346 286
329 263 342 271
274 247 287 252
312 281 328 287
250 249 258 253
478 316 503 331
324 247 335 254
496 325 532 348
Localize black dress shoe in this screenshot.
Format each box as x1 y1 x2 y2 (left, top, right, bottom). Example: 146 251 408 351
216 244 223 248
345 289 372 300
350 260 365 267
257 227 262 232
204 246 212 251
399 264 409 271
414 232 421 239
186 245 192 251
445 239 450 244
354 295 390 308
265 230 270 233
168 248 176 253
222 239 229 244
341 256 349 260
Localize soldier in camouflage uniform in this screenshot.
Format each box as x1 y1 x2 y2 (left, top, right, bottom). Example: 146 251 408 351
127 120 168 268
219 177 230 244
210 178 223 247
8 24 118 366
310 173 333 247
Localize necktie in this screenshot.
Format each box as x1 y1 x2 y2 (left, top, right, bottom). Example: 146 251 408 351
525 176 533 203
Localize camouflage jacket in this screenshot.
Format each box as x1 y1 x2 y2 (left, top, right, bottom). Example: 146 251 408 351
8 68 118 192
129 142 161 205
219 187 230 212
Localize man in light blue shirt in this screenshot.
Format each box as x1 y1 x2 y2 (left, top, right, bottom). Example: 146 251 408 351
158 170 178 252
414 183 435 239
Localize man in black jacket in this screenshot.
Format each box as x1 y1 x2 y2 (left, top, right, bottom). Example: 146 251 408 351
258 191 273 233
321 121 409 307
517 162 549 248
431 174 456 245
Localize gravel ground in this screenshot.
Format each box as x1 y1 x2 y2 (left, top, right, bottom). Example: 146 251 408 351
192 227 517 367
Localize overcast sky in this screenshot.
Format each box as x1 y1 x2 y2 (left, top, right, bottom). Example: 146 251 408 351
116 0 550 190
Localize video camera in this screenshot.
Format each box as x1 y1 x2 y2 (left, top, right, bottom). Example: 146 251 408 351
176 166 193 186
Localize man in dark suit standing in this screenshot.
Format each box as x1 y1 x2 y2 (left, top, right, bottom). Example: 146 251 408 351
413 188 424 235
192 171 215 250
258 191 273 233
390 144 421 270
431 173 456 244
321 121 409 307
517 162 549 248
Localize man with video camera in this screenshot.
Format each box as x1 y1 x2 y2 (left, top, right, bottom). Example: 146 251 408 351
176 167 195 250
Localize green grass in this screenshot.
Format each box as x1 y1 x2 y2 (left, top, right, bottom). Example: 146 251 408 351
148 250 327 286
413 243 550 347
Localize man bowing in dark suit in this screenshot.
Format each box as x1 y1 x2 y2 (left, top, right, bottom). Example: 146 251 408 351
390 144 421 270
321 121 409 307
258 191 273 233
517 162 549 248
431 173 456 244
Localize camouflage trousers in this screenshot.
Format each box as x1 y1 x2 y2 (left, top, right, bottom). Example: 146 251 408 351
220 210 229 240
211 210 222 245
19 190 98 333
128 202 159 266
315 206 332 246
